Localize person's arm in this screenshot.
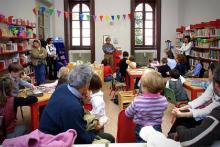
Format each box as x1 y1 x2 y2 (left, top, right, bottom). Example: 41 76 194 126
102 44 108 54
39 48 48 59
181 42 193 52
62 105 96 144
177 107 220 147
19 78 34 88
192 64 202 76
14 96 38 111
31 49 41 59
188 84 213 109
125 100 136 118
46 45 52 56
41 80 58 88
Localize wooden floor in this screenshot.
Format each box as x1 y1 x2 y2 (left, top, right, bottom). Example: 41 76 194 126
16 82 174 137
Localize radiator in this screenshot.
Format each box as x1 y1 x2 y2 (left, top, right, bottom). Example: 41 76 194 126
134 50 157 66
68 50 91 63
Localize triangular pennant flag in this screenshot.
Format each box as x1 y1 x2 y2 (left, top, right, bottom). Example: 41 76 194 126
35 3 40 10
117 15 120 20
79 13 84 21
64 11 69 18
32 8 38 16
87 15 90 20
111 15 115 21
93 15 97 21
105 16 110 22
128 13 131 19
99 16 103 21
57 10 62 17
47 8 54 15
123 14 126 20
39 6 46 14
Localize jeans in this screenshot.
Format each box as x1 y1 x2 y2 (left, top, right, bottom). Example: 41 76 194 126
6 124 28 139
135 124 162 143
34 64 46 85
104 75 113 82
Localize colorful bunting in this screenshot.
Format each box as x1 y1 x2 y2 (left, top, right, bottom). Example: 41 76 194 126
111 15 115 21
47 8 55 15
128 13 131 19
105 16 110 22
79 13 84 20
123 14 126 20
32 8 38 16
87 15 90 20
64 11 69 18
39 6 46 14
99 16 103 21
117 15 120 20
93 15 97 21
57 10 61 17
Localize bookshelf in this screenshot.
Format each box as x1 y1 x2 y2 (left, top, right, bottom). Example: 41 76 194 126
176 19 220 69
0 15 36 76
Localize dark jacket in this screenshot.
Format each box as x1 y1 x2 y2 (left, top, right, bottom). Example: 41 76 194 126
175 63 186 76
39 84 96 144
177 106 220 147
158 64 171 77
119 58 128 79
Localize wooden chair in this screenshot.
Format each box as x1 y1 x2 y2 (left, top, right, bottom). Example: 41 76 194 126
164 87 188 108
109 78 126 100
118 91 135 110
116 110 136 143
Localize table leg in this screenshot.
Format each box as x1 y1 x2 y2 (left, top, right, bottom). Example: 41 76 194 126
130 76 134 91
126 72 129 90
31 103 39 130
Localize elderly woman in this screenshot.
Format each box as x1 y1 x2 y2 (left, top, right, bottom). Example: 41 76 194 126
39 64 114 144
31 40 47 85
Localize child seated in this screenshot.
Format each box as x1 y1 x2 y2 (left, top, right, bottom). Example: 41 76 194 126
158 58 171 77
126 56 137 69
166 69 188 101
185 57 203 77
89 74 108 127
102 59 113 82
149 58 160 70
0 77 38 139
125 70 168 142
118 51 129 81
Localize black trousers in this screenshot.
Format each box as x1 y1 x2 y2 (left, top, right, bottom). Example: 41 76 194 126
47 57 57 80
97 133 115 143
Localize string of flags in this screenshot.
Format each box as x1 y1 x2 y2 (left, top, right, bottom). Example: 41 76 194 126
32 5 131 22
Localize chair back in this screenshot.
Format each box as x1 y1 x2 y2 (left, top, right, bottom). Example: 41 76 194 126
164 87 177 104
116 110 136 143
0 115 6 143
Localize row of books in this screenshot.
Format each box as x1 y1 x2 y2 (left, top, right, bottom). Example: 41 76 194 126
191 50 220 60
194 40 220 48
0 41 29 54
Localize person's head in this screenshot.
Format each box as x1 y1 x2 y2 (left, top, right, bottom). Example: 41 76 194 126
68 64 92 91
0 77 13 106
166 50 175 59
148 58 153 63
184 36 191 43
209 62 218 81
33 40 41 48
101 58 108 66
141 71 165 93
8 63 23 78
57 67 70 78
123 51 129 58
89 73 102 93
176 54 186 64
105 37 111 44
213 64 220 96
169 69 180 79
129 56 135 62
46 38 53 45
161 58 168 65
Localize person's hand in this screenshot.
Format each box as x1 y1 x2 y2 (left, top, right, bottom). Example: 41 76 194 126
172 108 193 118
31 84 36 89
95 123 104 131
178 104 191 111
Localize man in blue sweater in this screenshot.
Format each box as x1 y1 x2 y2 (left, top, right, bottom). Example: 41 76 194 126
39 64 114 144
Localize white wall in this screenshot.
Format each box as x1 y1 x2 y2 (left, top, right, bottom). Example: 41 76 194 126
160 0 179 58
0 0 36 22
179 0 220 26
95 0 130 63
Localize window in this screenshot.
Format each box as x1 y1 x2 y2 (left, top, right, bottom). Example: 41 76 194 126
131 0 161 59
72 3 91 46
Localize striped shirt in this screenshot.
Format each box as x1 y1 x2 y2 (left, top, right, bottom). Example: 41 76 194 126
125 93 168 126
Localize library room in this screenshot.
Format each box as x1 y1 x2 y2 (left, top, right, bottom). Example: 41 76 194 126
0 0 220 146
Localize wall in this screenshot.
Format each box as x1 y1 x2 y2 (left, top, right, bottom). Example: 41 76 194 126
0 0 36 22
160 0 179 58
95 0 130 63
179 0 220 26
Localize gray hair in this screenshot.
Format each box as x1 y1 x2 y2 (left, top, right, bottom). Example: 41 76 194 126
68 64 92 89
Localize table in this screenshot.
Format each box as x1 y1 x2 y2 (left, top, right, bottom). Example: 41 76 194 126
126 68 153 90
74 143 147 147
18 91 51 130
118 91 135 110
183 78 208 100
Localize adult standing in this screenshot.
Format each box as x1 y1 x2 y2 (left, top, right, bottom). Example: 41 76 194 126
31 40 47 85
39 64 115 144
176 36 193 71
46 38 57 80
102 37 115 68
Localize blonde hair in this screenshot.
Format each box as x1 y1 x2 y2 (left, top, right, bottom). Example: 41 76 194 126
58 67 70 78
141 71 165 93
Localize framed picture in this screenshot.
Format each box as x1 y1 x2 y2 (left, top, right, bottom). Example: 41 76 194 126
103 35 110 44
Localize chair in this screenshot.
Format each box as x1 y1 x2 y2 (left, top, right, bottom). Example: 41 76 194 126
109 78 126 100
0 116 6 143
164 87 188 108
116 110 136 143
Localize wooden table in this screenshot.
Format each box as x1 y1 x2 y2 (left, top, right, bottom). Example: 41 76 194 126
183 78 208 100
126 68 153 90
74 143 147 147
18 91 51 130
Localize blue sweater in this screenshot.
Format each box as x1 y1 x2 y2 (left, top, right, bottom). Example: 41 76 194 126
39 84 96 144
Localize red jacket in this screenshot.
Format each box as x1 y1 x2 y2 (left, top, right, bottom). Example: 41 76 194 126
104 65 112 77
